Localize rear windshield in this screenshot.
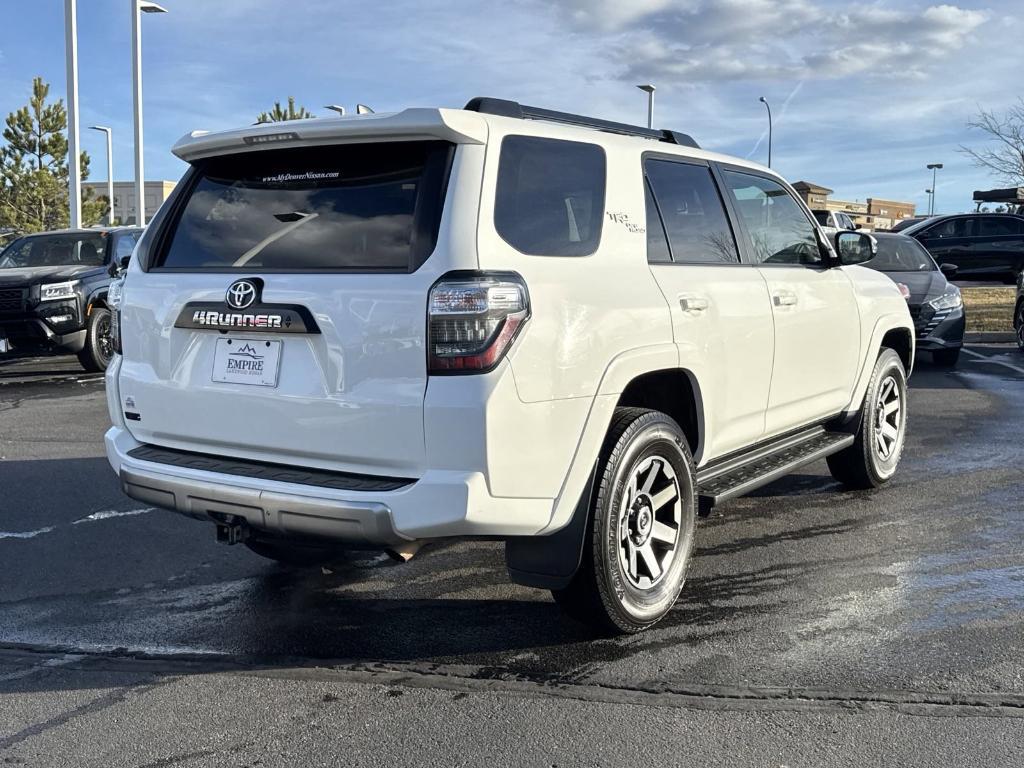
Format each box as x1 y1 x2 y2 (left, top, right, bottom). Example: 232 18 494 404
155 141 453 272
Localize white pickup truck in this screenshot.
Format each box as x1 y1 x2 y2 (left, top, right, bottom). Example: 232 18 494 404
104 98 914 633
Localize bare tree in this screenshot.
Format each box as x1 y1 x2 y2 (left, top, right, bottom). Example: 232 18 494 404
960 100 1024 186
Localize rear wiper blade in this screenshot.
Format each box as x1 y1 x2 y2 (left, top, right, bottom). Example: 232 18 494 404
233 211 319 267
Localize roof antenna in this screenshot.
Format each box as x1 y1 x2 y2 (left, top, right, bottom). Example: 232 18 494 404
356 104 375 115
324 105 346 116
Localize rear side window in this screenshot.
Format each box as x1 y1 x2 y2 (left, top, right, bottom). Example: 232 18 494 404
645 159 738 264
494 136 605 256
155 141 453 271
977 216 1024 236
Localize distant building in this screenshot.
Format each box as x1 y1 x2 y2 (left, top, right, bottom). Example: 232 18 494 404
792 181 915 231
792 181 832 209
82 180 177 225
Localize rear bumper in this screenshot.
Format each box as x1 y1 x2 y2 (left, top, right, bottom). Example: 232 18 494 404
105 426 555 544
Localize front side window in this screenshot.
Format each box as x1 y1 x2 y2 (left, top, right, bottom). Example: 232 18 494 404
723 171 822 266
156 141 453 271
645 160 738 264
115 232 140 260
925 218 970 238
494 135 605 256
0 233 107 269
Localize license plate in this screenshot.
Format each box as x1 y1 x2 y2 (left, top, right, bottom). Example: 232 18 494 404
212 337 282 387
0 333 8 354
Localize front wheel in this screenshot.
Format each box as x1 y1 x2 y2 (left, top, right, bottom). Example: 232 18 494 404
77 307 114 372
552 408 697 634
828 348 908 489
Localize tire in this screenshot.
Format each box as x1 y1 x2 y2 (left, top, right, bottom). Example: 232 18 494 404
552 407 697 634
1015 301 1024 352
827 348 908 490
244 537 341 567
77 307 114 372
932 348 960 367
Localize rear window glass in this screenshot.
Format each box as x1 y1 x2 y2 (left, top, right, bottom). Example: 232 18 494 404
155 141 453 271
494 135 606 256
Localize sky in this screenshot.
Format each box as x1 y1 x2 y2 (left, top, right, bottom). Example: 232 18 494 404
0 0 1019 215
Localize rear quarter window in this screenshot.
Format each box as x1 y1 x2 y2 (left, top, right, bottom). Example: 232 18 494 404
154 141 453 272
494 135 606 256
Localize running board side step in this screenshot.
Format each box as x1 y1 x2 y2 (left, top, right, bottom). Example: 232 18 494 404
696 427 854 511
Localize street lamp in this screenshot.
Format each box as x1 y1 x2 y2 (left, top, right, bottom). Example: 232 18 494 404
64 0 82 228
89 126 114 225
759 96 773 168
132 0 167 226
926 163 943 216
637 84 655 129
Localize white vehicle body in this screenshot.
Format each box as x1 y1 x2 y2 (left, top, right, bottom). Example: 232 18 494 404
104 100 913 599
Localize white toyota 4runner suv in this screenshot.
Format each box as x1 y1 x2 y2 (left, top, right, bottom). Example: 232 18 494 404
104 98 914 633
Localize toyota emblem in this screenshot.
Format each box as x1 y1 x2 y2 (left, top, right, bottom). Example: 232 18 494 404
225 280 258 310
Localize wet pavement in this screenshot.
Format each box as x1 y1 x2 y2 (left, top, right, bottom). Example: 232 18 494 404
2 345 1023 765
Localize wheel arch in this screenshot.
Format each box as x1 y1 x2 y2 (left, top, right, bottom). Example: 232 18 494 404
507 358 707 590
844 315 915 418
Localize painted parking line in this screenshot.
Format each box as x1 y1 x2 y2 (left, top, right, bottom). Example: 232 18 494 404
962 348 1024 376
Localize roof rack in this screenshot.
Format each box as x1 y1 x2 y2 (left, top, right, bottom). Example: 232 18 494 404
464 97 699 149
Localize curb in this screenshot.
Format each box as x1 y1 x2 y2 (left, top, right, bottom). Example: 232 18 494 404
965 332 1017 343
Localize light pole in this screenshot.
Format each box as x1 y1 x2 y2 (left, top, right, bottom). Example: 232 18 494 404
759 96 773 168
637 84 655 129
926 163 943 216
925 188 933 215
132 0 167 226
64 0 82 228
89 126 114 225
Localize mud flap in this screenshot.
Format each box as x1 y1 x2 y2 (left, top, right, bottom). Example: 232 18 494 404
504 466 596 590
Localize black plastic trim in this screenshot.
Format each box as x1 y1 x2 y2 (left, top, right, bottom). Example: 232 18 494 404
173 302 321 334
127 444 414 493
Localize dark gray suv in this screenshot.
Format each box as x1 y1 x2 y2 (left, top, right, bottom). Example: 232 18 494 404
903 213 1024 284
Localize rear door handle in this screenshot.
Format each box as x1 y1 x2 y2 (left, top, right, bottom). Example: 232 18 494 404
678 295 709 313
773 292 798 307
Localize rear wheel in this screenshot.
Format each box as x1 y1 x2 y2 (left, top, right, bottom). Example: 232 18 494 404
244 537 342 567
932 348 960 367
552 408 697 634
77 307 114 372
828 348 908 489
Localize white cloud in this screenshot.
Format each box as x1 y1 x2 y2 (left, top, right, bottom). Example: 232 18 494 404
559 0 989 83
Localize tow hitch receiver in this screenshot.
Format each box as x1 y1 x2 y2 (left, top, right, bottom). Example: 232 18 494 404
215 517 250 546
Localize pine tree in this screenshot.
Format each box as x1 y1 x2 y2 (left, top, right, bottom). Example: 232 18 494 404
0 76 104 233
256 96 315 124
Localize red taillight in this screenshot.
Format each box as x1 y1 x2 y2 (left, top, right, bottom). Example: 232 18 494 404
428 273 529 374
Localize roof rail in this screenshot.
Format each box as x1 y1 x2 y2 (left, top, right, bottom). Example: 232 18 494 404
464 97 699 149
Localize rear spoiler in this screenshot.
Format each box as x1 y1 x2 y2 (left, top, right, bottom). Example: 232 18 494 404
171 108 488 163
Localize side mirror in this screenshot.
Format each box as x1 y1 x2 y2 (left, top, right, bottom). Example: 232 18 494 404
834 231 878 265
107 255 130 278
939 263 958 278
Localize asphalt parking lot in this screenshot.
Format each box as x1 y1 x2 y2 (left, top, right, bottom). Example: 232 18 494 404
2 347 1023 766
